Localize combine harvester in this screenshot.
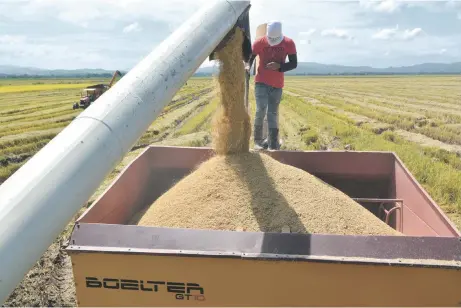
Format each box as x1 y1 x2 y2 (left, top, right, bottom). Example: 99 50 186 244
1 1 460 306
72 70 122 110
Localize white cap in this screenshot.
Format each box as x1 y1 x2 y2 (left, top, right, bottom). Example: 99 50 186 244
266 21 284 46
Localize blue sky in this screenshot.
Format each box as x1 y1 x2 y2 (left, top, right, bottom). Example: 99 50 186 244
0 0 460 70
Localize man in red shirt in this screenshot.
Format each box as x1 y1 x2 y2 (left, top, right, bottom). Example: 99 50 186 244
246 21 297 150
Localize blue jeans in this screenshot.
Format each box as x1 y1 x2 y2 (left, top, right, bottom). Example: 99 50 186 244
254 82 282 129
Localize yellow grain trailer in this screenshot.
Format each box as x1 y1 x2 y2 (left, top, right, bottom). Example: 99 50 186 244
66 146 461 307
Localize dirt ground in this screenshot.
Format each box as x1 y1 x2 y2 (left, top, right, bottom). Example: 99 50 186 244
2 216 79 307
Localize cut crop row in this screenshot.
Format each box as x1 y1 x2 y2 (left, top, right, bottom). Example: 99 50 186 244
282 94 461 215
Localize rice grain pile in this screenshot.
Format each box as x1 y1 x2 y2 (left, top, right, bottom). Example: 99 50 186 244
137 152 399 235
137 28 399 236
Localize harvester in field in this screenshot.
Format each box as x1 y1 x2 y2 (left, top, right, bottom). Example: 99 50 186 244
72 70 122 109
0 1 460 306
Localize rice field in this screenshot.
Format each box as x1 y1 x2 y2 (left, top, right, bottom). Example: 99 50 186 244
1 76 460 220
2 75 461 305
1 76 461 231
0 77 460 202
2 76 461 228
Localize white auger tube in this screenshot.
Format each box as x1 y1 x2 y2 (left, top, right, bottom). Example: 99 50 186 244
0 0 251 302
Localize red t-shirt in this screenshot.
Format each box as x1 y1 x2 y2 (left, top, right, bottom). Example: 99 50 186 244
252 36 296 89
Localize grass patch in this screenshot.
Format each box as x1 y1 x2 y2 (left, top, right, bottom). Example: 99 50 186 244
382 131 398 143
1 107 78 124
0 138 52 157
133 91 215 148
0 83 94 93
301 129 319 145
283 94 461 213
422 147 461 171
184 135 210 147
289 87 461 145
0 119 73 137
0 133 57 150
175 97 219 136
0 162 23 181
163 87 213 114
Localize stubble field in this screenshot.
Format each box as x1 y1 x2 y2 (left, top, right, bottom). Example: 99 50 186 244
1 75 461 305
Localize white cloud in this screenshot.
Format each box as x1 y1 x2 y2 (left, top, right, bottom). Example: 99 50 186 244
360 0 402 13
18 0 210 26
384 50 390 56
0 35 27 44
122 22 142 34
371 25 423 41
446 0 461 9
57 7 102 26
439 48 447 55
447 0 461 19
0 0 459 70
402 28 423 40
372 25 399 40
299 29 316 36
249 0 369 36
321 28 353 40
375 0 401 13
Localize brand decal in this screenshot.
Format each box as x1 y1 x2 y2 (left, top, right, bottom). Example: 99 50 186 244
85 277 205 301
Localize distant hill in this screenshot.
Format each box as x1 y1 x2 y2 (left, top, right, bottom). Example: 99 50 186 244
285 62 461 75
1 62 461 78
0 66 125 78
196 62 461 76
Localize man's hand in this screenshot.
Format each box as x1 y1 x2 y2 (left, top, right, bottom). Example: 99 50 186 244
245 63 251 74
266 62 280 71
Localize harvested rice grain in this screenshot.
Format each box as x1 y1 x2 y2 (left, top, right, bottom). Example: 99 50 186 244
137 152 400 236
211 27 251 155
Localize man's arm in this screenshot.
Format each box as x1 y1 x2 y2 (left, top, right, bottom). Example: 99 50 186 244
279 53 297 73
